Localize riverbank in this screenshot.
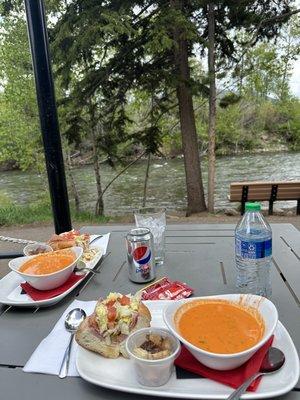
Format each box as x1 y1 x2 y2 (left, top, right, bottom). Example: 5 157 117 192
0 145 293 172
0 213 299 278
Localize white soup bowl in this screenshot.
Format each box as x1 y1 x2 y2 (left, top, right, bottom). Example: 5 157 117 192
163 294 278 371
8 246 83 290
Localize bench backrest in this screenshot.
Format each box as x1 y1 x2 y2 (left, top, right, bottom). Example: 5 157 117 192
229 181 300 202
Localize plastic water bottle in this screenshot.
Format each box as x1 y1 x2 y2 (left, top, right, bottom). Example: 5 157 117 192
235 202 272 298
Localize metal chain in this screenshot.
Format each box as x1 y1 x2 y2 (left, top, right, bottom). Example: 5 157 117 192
0 235 38 245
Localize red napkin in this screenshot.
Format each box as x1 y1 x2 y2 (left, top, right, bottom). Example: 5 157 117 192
175 336 274 392
21 273 85 301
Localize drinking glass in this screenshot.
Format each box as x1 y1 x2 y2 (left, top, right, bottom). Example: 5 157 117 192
134 207 166 265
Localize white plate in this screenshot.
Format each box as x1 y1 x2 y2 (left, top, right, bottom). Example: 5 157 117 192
0 235 106 308
76 300 300 399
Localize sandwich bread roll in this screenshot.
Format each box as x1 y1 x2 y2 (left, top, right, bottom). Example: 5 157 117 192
76 293 151 358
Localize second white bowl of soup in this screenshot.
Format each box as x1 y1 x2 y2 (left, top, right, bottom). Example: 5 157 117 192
9 247 83 290
163 294 278 370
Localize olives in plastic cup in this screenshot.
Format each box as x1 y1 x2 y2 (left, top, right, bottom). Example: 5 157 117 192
126 327 180 387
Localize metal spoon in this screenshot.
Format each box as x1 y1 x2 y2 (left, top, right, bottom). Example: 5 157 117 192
74 266 101 274
59 308 86 379
74 260 101 274
227 347 285 400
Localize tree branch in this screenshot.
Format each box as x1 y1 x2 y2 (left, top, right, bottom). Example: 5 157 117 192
241 8 300 48
142 152 151 207
256 8 300 30
100 150 147 198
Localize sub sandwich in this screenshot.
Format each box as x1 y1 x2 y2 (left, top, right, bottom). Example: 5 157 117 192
75 293 151 358
48 230 90 251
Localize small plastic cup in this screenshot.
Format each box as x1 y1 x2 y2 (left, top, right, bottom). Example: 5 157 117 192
134 207 166 265
126 327 180 387
23 243 53 256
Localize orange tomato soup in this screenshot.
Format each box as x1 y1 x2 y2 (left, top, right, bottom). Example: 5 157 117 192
19 250 76 275
175 300 264 354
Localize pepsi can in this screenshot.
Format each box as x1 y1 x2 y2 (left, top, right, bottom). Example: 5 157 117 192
126 227 155 283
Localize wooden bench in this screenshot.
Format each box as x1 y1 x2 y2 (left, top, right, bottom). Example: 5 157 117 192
229 181 300 215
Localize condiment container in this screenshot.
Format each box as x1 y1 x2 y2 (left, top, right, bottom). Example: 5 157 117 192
23 243 53 256
126 327 180 387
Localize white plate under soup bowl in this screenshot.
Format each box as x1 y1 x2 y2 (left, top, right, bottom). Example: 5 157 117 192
163 294 278 371
8 246 83 290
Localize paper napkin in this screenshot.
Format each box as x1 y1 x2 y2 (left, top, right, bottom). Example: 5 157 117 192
20 274 85 301
23 299 96 376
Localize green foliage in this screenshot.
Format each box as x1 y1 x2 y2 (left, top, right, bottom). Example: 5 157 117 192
0 197 110 226
273 100 300 149
0 199 53 226
191 89 300 156
71 210 110 224
219 93 241 108
0 14 43 171
242 44 290 99
216 101 260 153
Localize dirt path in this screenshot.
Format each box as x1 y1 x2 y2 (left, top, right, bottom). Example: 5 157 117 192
1 213 299 278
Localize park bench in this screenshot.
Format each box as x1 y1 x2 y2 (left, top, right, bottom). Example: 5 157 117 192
229 181 300 215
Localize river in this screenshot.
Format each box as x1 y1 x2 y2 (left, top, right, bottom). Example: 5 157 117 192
1 152 299 214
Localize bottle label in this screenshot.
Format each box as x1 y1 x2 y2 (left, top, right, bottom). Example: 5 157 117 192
236 238 272 259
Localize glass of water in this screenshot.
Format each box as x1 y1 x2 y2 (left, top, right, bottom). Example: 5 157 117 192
134 207 166 265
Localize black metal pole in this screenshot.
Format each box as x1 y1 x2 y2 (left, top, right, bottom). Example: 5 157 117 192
24 0 72 234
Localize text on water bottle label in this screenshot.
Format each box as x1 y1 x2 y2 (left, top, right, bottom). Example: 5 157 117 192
235 238 272 259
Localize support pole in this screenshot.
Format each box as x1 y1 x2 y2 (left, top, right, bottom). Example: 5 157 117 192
241 185 249 215
24 0 72 233
269 184 278 215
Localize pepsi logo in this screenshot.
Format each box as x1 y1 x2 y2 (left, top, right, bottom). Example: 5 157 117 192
133 246 151 265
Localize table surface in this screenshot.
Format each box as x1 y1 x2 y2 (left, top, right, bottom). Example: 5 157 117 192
0 223 299 400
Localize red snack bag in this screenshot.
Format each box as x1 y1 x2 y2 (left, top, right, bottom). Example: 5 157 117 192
172 281 193 299
141 277 172 300
157 281 193 300
140 278 193 300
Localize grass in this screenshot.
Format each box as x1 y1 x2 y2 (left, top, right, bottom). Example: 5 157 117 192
0 197 110 226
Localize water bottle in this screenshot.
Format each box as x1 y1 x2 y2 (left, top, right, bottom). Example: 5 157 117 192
235 202 272 298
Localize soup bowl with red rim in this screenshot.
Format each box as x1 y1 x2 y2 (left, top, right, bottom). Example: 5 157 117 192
8 246 83 291
163 294 278 371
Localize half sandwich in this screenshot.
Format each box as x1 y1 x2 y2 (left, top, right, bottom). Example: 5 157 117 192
75 292 151 358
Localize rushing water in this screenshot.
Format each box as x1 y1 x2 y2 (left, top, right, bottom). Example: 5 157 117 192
1 152 299 215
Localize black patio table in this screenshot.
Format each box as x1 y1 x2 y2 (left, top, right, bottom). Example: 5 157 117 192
0 223 299 400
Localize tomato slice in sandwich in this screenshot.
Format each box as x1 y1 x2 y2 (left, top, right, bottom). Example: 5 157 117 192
60 230 80 240
119 295 130 306
106 300 116 308
107 306 117 322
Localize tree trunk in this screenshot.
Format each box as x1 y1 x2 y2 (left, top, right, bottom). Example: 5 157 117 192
170 0 206 215
280 33 291 101
142 153 151 207
65 151 80 213
207 2 216 213
92 127 104 216
239 53 244 96
87 100 104 217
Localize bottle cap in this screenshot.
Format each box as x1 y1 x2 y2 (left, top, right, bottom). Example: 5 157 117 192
245 202 261 211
